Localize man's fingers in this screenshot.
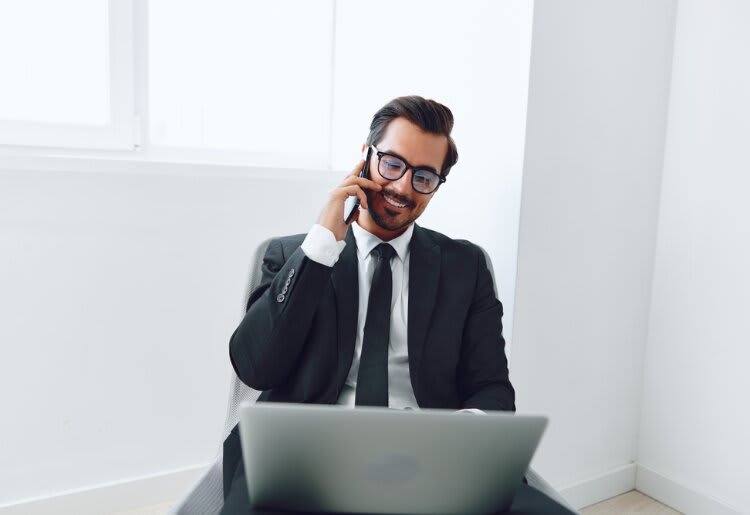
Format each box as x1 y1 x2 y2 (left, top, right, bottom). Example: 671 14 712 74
341 174 382 192
346 159 366 178
338 184 369 210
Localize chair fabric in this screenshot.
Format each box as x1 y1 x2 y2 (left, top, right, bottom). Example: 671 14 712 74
477 247 576 512
169 240 271 515
170 239 575 514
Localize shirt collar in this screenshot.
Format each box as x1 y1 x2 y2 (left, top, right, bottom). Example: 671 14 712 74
351 222 414 263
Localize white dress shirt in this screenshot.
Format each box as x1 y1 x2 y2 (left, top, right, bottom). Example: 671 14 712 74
300 222 419 409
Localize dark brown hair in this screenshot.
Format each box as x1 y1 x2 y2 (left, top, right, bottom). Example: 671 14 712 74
366 96 459 177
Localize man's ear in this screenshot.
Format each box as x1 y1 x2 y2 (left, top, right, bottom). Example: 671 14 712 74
361 143 368 160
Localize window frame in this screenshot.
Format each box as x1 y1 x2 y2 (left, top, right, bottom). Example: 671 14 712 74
0 0 137 151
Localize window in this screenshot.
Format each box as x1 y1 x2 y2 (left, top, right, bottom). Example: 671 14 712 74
0 0 135 149
0 0 533 174
148 0 334 168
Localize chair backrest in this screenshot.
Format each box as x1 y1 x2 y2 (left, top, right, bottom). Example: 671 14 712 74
172 238 574 514
479 246 574 511
478 245 499 298
170 238 274 515
219 238 273 441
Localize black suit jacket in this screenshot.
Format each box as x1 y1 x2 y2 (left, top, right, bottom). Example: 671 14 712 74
223 224 515 492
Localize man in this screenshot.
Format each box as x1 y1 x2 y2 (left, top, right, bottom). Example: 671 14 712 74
221 96 571 514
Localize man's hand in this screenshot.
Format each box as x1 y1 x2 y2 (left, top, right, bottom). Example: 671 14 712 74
317 159 382 241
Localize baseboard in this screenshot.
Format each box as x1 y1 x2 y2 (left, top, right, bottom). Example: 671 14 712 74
0 465 206 515
4 462 743 515
558 463 637 510
636 464 745 515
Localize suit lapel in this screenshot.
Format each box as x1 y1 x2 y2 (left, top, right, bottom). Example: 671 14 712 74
408 225 441 392
331 228 359 387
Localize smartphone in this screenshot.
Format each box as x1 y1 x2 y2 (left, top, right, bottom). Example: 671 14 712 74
343 146 372 224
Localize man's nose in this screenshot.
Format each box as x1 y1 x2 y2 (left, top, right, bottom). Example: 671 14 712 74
390 172 412 195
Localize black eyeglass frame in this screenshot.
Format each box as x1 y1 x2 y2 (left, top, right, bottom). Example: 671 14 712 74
370 145 447 194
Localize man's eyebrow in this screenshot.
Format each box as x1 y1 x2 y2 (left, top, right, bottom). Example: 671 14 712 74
379 148 439 172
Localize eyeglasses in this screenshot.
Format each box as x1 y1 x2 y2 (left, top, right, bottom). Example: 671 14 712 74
371 146 446 194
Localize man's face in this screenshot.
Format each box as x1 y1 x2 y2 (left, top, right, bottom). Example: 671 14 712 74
358 117 448 241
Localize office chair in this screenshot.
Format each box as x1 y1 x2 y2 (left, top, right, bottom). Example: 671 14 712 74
169 239 271 515
170 238 574 514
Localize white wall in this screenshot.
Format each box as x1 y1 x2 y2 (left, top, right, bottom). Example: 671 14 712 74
637 1 750 513
512 0 677 501
0 160 333 507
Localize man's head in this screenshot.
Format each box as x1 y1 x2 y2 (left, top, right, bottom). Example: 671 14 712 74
359 96 459 241
366 96 459 177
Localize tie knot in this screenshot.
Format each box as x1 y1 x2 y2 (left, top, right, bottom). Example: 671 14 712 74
373 243 395 262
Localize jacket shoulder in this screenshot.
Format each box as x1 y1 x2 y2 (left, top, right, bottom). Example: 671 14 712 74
417 226 485 258
272 233 307 259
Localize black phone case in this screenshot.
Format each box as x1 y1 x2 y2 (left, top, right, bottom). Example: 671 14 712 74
343 147 372 224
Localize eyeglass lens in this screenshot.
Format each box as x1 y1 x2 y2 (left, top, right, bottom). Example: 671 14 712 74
378 155 440 193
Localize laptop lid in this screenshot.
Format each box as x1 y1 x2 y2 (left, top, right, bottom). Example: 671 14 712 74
239 403 548 514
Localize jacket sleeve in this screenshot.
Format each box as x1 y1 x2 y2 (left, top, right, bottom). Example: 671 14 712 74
229 238 333 390
457 247 516 412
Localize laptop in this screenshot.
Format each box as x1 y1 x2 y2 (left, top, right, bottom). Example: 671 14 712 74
238 403 548 514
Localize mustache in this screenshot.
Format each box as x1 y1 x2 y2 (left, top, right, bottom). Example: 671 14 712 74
380 188 415 208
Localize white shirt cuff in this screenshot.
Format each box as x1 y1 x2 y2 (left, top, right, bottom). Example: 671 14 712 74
457 408 486 415
300 224 347 267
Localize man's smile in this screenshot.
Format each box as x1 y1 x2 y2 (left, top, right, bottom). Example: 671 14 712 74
380 191 412 210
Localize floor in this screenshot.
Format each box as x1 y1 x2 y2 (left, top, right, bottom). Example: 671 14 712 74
581 490 681 514
113 490 680 515
110 501 173 515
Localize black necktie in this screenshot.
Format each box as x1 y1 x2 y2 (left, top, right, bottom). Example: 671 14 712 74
355 243 396 407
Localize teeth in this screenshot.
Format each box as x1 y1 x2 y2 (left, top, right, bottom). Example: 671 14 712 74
384 194 407 208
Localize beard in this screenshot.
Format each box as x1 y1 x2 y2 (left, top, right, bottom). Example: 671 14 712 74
365 188 417 233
